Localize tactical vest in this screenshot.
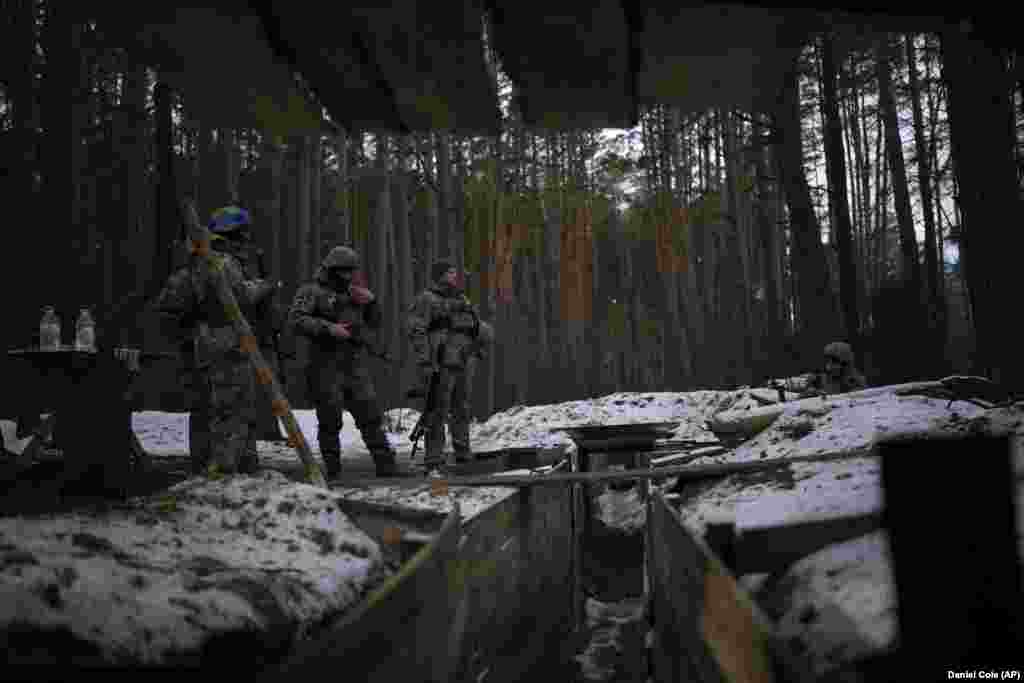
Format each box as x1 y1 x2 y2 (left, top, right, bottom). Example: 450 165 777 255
424 289 479 369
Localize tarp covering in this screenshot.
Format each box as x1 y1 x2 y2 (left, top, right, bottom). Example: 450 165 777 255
488 0 638 130
90 1 973 136
138 7 326 137
263 0 502 135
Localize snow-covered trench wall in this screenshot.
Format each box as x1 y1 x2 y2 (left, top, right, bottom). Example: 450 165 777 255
0 472 391 671
654 386 1024 680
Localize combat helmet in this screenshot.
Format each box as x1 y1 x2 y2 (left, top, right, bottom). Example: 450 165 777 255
323 246 361 270
823 341 854 366
209 206 251 234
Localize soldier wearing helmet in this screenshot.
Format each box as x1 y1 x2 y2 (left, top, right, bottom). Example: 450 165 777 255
802 341 868 397
287 246 398 479
153 207 278 476
406 258 489 474
209 205 287 472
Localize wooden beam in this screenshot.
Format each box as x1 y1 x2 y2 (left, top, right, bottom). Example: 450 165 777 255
647 492 813 683
339 450 875 489
732 513 884 575
880 434 1024 670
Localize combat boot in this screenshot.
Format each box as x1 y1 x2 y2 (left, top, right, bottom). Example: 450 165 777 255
322 452 342 480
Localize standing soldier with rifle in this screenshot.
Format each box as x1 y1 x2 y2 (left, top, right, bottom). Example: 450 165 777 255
208 206 288 473
406 258 489 475
287 246 399 479
152 210 279 476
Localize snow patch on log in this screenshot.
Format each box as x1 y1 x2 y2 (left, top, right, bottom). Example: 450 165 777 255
331 483 518 522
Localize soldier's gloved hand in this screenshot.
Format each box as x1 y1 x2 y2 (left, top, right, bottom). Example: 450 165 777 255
350 286 374 305
328 322 352 339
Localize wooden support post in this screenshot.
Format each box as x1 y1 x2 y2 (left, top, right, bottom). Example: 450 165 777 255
704 516 738 575
880 434 1024 670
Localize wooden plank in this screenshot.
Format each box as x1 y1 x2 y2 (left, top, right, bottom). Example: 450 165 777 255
880 434 1024 670
732 513 884 575
279 508 462 680
449 484 574 682
342 450 875 489
650 446 725 466
647 492 812 683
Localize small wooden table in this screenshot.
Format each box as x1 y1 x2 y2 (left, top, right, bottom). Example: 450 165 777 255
6 346 177 500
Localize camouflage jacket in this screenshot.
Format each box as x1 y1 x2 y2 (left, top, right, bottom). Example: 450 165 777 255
406 284 482 369
288 266 383 362
803 368 868 396
153 252 275 367
212 238 282 341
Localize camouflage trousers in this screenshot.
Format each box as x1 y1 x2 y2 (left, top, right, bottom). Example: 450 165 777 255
181 352 255 473
424 360 475 467
306 358 392 463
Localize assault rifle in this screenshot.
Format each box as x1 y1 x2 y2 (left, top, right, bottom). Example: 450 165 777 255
409 343 445 463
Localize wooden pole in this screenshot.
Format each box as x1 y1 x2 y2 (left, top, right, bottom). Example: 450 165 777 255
343 450 874 489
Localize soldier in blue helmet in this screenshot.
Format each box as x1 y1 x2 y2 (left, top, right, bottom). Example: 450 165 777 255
208 205 286 473
153 207 277 475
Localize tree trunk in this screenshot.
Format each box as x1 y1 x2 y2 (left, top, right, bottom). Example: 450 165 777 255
42 4 86 309
942 26 1024 386
721 111 754 386
906 33 947 365
309 135 322 268
773 53 838 360
335 132 350 245
294 136 311 283
153 82 179 293
701 116 712 194
110 62 148 315
822 33 862 357
436 131 452 260
877 37 923 298
756 122 784 377
453 137 467 276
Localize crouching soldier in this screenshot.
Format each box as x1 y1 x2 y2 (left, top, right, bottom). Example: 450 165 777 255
407 259 487 474
288 246 398 479
152 231 278 476
801 341 868 397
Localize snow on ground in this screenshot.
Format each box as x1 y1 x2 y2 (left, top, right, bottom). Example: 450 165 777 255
131 387 778 465
754 531 898 676
0 471 387 667
10 379 1023 674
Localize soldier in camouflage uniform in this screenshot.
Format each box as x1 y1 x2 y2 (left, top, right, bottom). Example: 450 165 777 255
153 222 277 475
288 246 398 479
407 258 488 473
801 341 868 397
208 206 287 473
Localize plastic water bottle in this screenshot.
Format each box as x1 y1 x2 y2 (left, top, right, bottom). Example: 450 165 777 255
75 308 96 352
40 306 61 350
